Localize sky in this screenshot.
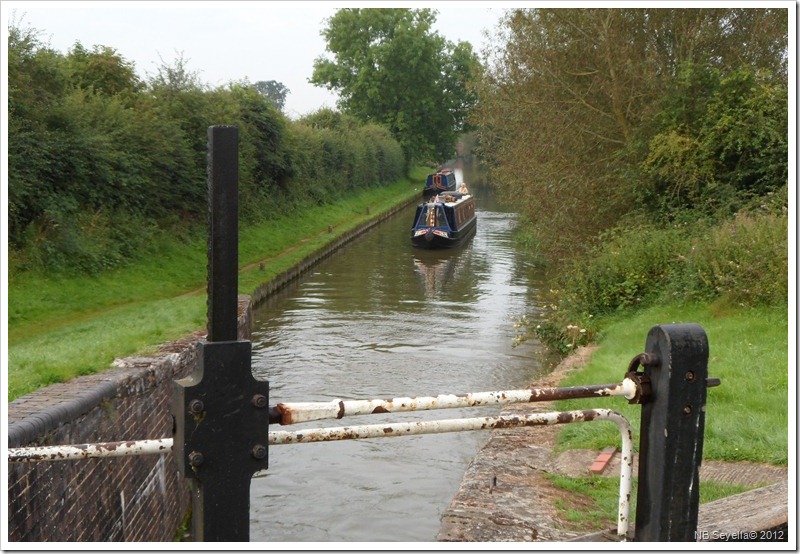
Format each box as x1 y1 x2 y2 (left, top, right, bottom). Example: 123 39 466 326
4 1 510 118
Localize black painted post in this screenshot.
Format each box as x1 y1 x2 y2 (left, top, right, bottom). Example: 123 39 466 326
172 126 270 542
634 324 709 541
206 125 240 343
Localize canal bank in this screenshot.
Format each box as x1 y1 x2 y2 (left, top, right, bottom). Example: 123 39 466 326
249 190 420 304
437 345 602 542
437 345 790 542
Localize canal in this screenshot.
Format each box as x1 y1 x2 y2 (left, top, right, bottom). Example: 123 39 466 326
248 165 558 542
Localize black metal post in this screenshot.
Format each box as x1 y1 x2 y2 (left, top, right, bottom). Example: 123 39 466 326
634 323 709 541
206 126 239 343
172 126 269 542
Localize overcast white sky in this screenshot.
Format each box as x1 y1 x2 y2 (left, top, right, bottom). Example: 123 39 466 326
4 1 512 118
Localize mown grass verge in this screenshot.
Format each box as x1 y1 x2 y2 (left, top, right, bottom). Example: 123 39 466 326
551 302 789 466
8 170 427 401
543 474 753 533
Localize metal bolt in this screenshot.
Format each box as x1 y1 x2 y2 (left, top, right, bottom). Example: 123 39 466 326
251 394 268 409
685 371 695 382
251 444 267 460
639 352 659 366
188 451 204 466
188 399 204 415
683 404 693 415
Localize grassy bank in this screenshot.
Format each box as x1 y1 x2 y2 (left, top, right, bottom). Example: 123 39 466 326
552 302 789 466
8 170 426 401
543 300 788 531
544 473 753 532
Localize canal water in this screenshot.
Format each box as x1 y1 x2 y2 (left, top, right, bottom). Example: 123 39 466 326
248 165 558 542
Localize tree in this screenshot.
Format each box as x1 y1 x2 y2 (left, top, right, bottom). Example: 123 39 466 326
7 20 71 240
253 80 290 110
66 42 142 97
640 63 788 217
311 8 480 163
472 7 788 259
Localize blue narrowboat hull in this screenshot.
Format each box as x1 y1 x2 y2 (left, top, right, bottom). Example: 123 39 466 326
410 192 477 249
422 169 457 198
411 216 477 249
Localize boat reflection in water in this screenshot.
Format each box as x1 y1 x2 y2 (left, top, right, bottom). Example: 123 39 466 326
413 253 457 298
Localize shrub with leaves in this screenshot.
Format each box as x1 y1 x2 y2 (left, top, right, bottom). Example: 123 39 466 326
687 211 788 306
8 21 407 275
528 203 787 352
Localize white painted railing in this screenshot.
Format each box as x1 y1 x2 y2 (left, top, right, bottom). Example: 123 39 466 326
9 407 634 539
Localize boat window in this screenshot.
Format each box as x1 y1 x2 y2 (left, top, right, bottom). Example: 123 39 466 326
437 206 450 227
418 205 449 227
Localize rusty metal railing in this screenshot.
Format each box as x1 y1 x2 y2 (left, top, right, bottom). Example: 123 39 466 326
9 379 641 539
7 439 173 463
8 379 643 463
269 379 639 424
8 406 635 539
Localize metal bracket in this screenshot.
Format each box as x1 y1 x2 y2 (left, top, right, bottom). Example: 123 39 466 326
172 341 269 541
173 341 270 479
624 352 655 404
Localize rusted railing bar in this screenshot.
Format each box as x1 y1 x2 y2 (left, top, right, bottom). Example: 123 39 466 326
272 379 639 424
268 408 634 539
10 381 637 462
8 439 174 463
7 410 633 539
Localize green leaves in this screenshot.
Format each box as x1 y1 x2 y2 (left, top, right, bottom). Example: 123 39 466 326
474 7 787 261
66 42 143 97
8 19 406 274
312 8 481 164
641 63 788 218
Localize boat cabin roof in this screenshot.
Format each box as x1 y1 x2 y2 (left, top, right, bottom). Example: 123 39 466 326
425 170 456 186
425 192 471 207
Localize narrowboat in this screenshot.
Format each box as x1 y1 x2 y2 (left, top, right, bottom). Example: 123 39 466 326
410 190 477 249
422 169 457 198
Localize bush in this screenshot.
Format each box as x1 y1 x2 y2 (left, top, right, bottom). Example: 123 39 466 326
531 207 787 352
529 223 688 352
8 21 407 274
639 63 788 220
13 207 164 275
685 211 788 305
559 224 692 317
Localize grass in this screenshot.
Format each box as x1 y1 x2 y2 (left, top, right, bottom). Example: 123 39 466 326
8 295 208 398
544 474 754 532
7 170 427 400
552 302 789 465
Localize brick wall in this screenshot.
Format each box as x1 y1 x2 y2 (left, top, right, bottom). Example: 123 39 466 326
7 298 252 542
